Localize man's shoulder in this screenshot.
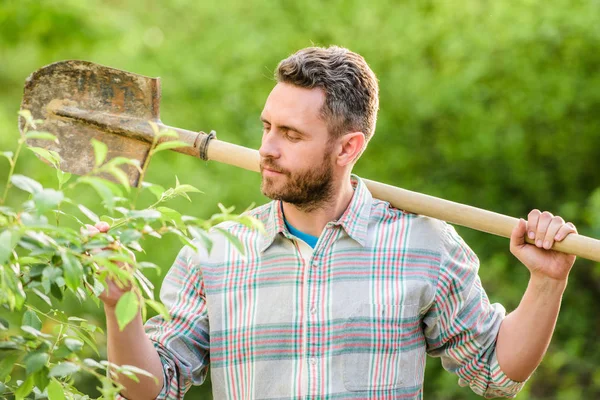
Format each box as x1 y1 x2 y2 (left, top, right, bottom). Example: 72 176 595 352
368 197 455 255
370 198 447 234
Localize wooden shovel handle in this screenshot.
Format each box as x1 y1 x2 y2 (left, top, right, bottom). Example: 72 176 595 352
201 134 600 263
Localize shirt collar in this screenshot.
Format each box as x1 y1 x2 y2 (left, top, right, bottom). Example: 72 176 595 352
260 174 372 252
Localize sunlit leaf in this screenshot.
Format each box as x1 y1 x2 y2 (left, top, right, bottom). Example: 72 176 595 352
33 189 64 214
128 209 161 220
64 337 84 352
0 230 15 264
28 147 61 168
0 353 18 380
91 139 108 167
25 131 58 143
115 291 140 331
47 379 66 400
10 174 43 194
48 362 80 378
78 204 99 223
56 170 72 187
61 251 83 292
156 129 179 139
214 227 245 256
152 140 190 153
188 226 213 255
22 309 42 330
25 352 49 374
145 299 170 321
14 374 35 400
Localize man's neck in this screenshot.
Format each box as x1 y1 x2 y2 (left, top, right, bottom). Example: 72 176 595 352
281 175 355 237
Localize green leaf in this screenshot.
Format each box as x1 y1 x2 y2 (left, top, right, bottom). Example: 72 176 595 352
104 156 142 171
128 209 161 220
156 129 179 139
214 227 245 256
48 362 80 378
188 226 213 255
1 151 13 163
0 341 18 350
121 364 159 382
105 165 131 192
91 139 108 167
64 337 84 352
56 170 72 187
22 309 42 330
145 299 170 321
14 374 35 400
28 146 61 168
33 189 64 214
10 174 43 194
152 140 190 153
79 177 116 210
172 184 203 202
83 358 104 369
156 206 184 226
142 182 165 201
0 230 15 264
115 291 140 331
32 288 52 307
78 204 99 223
61 252 84 292
0 353 18 380
47 378 66 400
67 316 87 322
25 352 49 375
33 366 50 391
237 215 267 235
19 109 35 128
25 131 59 143
120 229 142 245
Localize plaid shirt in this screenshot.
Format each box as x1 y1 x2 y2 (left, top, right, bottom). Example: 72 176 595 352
138 175 525 399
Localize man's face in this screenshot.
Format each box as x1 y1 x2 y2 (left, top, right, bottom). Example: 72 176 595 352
259 83 336 211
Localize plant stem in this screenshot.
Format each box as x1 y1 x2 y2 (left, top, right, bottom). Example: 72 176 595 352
0 138 24 205
131 137 158 210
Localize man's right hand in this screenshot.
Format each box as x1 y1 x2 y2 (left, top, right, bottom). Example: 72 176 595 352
89 222 135 310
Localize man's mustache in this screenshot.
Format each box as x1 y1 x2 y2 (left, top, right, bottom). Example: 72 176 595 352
260 159 288 175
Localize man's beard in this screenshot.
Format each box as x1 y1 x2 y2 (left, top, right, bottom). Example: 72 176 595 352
260 149 334 212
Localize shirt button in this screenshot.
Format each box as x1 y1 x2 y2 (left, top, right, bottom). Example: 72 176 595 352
310 306 317 315
309 357 317 365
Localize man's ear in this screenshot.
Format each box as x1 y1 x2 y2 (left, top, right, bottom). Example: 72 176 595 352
336 132 365 166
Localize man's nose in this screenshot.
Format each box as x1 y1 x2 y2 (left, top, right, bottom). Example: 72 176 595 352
259 131 281 159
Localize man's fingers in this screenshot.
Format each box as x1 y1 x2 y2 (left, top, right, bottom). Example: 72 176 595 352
527 209 541 241
532 211 553 248
555 222 578 241
542 216 565 249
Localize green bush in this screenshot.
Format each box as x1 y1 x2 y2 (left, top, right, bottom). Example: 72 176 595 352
0 111 259 399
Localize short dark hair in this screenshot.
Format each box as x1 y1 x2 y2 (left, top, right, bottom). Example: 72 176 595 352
276 46 379 147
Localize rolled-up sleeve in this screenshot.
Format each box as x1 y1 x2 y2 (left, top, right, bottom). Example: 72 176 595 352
424 224 526 398
143 244 210 399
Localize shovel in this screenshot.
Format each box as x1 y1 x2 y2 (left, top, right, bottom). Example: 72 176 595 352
19 60 600 262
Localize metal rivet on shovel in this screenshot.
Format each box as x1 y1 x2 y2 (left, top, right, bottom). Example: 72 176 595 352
19 60 600 262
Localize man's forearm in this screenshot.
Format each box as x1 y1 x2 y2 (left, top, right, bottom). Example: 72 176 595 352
496 275 567 382
105 306 165 400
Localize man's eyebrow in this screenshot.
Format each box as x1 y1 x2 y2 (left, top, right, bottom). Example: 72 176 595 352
260 117 308 137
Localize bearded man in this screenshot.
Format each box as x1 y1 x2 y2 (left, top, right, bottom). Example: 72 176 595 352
101 46 578 400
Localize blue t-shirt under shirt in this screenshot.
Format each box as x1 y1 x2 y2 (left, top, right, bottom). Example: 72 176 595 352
283 216 319 248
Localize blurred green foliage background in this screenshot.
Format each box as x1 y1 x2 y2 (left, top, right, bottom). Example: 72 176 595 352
1 0 599 398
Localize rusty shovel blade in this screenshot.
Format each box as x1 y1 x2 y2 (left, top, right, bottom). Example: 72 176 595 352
20 60 164 187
